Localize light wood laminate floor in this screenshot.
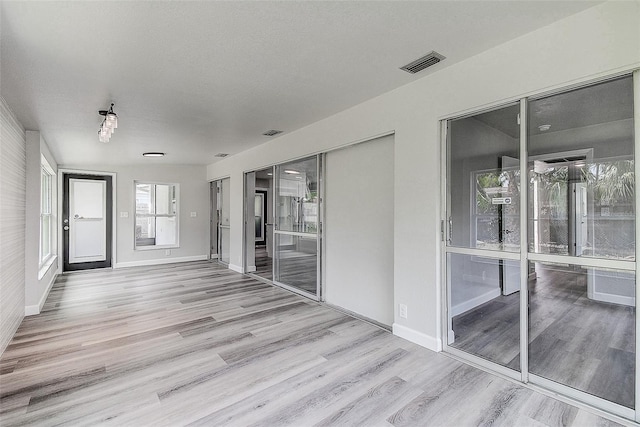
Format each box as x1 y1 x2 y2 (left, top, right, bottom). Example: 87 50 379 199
451 263 635 409
0 261 626 426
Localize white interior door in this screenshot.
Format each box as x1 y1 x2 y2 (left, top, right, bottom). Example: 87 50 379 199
69 178 107 264
501 155 520 295
574 182 588 256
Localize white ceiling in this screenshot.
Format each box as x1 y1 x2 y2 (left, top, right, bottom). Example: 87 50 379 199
1 1 601 166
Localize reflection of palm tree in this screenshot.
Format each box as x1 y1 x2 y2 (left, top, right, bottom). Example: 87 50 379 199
588 160 634 205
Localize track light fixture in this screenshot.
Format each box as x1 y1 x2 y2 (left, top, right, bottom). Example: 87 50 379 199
98 103 118 143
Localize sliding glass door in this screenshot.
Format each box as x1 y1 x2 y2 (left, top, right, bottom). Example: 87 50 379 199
445 102 522 372
526 76 636 412
274 155 321 299
217 177 231 265
443 73 638 420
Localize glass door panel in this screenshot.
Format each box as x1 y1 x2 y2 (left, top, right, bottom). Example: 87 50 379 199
448 103 521 252
447 253 521 371
526 75 636 412
444 73 637 418
274 156 320 297
528 76 635 261
445 103 522 374
218 177 231 264
528 261 635 408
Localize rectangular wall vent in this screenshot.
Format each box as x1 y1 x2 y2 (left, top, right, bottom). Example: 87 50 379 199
214 153 229 158
262 130 283 137
400 51 445 74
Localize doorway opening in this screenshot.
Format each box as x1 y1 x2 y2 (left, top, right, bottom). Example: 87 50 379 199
244 155 322 300
211 178 231 265
244 167 274 281
442 73 637 419
62 172 113 271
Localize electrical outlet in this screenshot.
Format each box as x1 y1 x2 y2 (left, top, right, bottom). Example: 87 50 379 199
165 249 171 256
120 212 128 218
190 212 197 217
399 303 408 319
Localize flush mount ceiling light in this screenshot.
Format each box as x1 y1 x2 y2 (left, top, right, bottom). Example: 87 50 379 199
538 124 551 131
284 169 300 175
98 103 118 143
142 152 165 157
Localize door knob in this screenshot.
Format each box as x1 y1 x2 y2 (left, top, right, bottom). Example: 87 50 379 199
63 225 70 231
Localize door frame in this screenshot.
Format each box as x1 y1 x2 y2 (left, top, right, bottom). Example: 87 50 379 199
440 71 640 421
58 169 117 273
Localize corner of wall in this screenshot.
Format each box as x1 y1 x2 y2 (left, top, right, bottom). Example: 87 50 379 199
392 323 442 352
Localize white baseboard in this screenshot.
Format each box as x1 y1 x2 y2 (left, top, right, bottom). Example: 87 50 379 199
392 323 441 352
591 291 635 307
229 264 243 273
114 255 209 269
247 265 257 273
451 288 501 317
25 271 58 316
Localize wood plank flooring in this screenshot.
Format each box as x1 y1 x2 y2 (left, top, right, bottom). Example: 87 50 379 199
0 261 626 426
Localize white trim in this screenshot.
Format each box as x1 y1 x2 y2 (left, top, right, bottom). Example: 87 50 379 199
451 287 501 317
37 255 57 280
228 263 243 273
208 174 231 183
528 253 635 271
274 230 318 238
445 246 520 261
591 291 635 307
392 323 441 352
134 181 180 250
438 67 638 122
246 265 257 273
633 69 640 422
25 270 58 316
239 130 395 176
519 98 529 384
114 255 208 269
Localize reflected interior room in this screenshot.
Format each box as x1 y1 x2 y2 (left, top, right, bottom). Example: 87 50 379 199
447 76 635 409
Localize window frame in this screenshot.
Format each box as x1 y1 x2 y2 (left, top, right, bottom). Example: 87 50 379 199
39 156 55 269
134 181 180 250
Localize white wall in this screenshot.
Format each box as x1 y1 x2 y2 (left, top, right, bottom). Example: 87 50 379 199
25 131 59 315
207 2 640 351
0 97 26 355
62 163 209 268
324 135 394 326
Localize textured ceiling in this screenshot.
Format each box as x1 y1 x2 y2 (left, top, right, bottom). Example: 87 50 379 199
1 1 600 166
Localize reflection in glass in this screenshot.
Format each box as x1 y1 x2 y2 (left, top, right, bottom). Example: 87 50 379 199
448 253 520 371
274 234 317 295
528 76 635 260
277 157 318 233
528 262 635 408
218 177 231 264
448 103 520 251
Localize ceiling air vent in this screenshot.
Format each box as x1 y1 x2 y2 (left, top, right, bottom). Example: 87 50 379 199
262 130 283 137
400 51 445 74
214 153 229 158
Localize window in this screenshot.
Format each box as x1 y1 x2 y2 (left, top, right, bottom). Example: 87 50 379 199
135 182 179 249
39 156 55 267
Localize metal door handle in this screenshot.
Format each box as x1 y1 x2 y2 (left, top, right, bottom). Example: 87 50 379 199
63 226 70 231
